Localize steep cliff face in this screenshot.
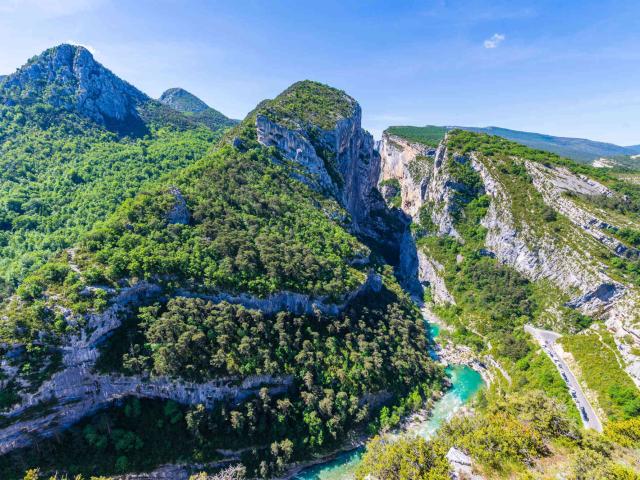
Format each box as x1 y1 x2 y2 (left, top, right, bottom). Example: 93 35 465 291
378 132 431 218
472 155 611 296
377 132 462 300
379 132 462 237
476 155 640 384
379 129 640 385
253 81 400 253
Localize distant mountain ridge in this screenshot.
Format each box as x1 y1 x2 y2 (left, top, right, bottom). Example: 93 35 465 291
0 44 231 293
385 124 640 168
159 87 238 130
453 125 640 166
159 87 210 113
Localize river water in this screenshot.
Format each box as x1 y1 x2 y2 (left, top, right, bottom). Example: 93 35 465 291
293 319 484 480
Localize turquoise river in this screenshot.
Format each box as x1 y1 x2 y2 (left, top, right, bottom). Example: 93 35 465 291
293 320 484 480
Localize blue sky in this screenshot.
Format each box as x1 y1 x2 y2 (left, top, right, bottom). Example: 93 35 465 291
1 0 638 144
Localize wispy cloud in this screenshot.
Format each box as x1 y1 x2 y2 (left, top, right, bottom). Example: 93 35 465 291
65 40 99 56
484 33 506 49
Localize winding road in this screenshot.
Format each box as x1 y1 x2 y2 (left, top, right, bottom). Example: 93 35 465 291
524 325 603 432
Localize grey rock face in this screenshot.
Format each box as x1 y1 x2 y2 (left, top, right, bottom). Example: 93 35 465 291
378 133 460 237
166 187 190 225
526 161 640 259
417 250 455 305
178 270 382 317
472 155 609 299
378 132 430 219
567 283 625 310
377 133 460 298
471 155 640 386
256 114 338 194
255 105 388 243
1 44 148 128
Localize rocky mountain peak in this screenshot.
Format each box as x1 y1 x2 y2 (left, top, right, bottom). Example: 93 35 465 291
247 80 401 260
0 43 149 131
159 87 210 113
258 80 358 131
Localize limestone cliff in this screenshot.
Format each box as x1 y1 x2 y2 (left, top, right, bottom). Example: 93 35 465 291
255 97 384 240
378 129 640 385
377 132 462 301
253 82 403 259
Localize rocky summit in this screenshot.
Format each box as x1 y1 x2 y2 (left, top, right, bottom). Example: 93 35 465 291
1 44 148 133
0 45 639 480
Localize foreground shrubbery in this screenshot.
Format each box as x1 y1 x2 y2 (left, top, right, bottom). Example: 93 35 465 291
355 436 450 480
357 390 640 479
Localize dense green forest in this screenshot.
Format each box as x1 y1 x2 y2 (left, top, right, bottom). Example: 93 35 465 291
385 125 447 147
0 101 223 300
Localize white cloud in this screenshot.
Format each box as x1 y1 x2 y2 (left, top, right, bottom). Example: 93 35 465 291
484 33 506 49
65 40 99 56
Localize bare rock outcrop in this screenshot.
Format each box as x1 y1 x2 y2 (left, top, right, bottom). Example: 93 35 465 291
256 104 385 241
378 133 432 218
417 251 455 305
1 44 149 128
378 133 459 237
166 187 190 225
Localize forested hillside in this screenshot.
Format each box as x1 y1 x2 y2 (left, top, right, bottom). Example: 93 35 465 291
0 45 232 299
0 75 443 479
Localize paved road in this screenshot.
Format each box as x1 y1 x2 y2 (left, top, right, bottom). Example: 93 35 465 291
524 325 603 432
